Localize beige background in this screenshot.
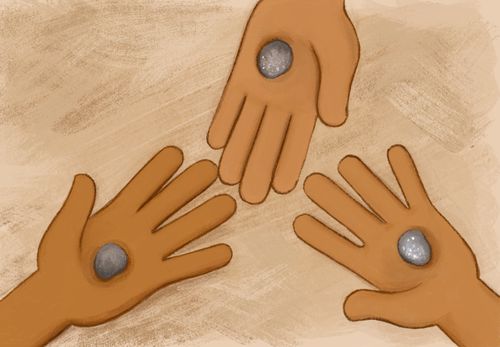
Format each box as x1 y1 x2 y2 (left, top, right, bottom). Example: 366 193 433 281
1 0 499 346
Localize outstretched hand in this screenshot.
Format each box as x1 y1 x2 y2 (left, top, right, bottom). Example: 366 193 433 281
43 147 235 325
294 145 500 346
1 147 236 346
208 0 359 204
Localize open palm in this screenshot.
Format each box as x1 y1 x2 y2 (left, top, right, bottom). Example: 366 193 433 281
294 145 480 329
208 0 359 204
38 147 236 326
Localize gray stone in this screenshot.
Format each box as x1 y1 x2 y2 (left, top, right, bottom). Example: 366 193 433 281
257 39 293 79
94 243 128 280
397 229 432 266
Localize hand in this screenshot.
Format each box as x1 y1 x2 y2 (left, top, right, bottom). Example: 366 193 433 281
2 147 236 345
208 0 359 204
294 145 500 346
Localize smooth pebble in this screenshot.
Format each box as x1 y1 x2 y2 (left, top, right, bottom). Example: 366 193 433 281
397 229 431 266
258 39 293 79
94 243 128 280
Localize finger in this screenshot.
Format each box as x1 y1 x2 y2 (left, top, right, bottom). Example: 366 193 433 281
293 214 366 274
387 145 430 208
154 194 236 257
219 97 266 185
47 174 96 246
208 87 246 149
344 289 426 328
338 155 407 222
240 107 291 204
272 114 316 194
138 160 218 229
113 146 183 211
304 173 382 241
154 244 233 287
314 12 359 127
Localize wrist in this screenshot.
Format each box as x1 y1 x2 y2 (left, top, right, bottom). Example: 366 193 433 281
0 270 70 345
438 278 500 347
26 270 70 318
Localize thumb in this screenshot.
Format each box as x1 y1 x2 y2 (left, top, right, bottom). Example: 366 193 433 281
343 289 426 328
47 174 96 247
314 13 359 127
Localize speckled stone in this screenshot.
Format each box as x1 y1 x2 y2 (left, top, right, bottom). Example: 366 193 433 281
257 39 293 79
398 229 431 266
94 243 128 280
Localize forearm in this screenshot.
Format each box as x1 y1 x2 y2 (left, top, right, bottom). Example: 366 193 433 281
258 0 345 8
438 279 500 347
0 271 69 346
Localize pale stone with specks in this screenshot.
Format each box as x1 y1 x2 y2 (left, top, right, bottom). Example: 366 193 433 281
398 229 432 266
258 40 293 79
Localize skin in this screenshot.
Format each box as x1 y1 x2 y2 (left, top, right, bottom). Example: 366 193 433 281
208 0 360 204
294 145 500 347
0 146 237 346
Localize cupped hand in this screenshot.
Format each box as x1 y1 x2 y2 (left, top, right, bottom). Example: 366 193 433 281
294 145 481 329
208 0 359 204
37 146 236 326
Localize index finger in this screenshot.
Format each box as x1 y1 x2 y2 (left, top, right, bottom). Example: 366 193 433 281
387 145 430 209
138 160 218 230
112 146 183 212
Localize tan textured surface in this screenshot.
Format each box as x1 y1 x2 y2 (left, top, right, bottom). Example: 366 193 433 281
0 0 499 346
